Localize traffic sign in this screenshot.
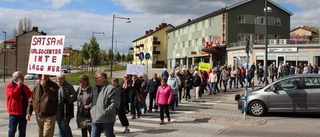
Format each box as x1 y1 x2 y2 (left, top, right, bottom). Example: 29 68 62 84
145 53 151 60
139 52 144 61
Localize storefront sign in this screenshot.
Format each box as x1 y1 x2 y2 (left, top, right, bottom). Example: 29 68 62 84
268 47 297 53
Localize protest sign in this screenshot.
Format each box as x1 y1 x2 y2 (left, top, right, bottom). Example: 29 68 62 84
198 62 210 71
27 35 65 75
126 64 144 76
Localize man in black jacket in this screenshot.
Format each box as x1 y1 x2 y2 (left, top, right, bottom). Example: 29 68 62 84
56 74 77 137
147 73 161 112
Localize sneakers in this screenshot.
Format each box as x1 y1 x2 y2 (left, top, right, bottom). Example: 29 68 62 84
123 129 130 133
160 120 164 125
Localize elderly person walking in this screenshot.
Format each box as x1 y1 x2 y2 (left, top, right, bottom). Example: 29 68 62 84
76 74 94 137
168 70 179 110
193 71 202 100
156 78 173 125
6 71 32 137
56 74 77 137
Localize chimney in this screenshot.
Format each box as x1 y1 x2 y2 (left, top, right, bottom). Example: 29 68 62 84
161 23 167 28
156 27 159 30
32 26 39 32
150 29 153 33
146 30 149 35
187 19 192 22
159 24 162 29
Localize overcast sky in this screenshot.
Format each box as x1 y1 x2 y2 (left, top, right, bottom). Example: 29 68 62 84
0 0 320 54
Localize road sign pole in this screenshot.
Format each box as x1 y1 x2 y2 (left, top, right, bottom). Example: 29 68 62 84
147 60 148 77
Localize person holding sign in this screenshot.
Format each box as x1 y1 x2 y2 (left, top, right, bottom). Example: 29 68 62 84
6 71 32 137
56 74 77 137
26 74 59 137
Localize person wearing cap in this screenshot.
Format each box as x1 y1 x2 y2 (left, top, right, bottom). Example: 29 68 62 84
26 74 59 137
6 71 32 137
76 74 94 137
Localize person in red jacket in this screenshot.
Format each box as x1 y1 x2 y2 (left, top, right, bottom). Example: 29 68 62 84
6 71 32 137
156 78 173 125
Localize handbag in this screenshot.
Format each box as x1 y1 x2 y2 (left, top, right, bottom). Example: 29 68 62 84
136 90 143 102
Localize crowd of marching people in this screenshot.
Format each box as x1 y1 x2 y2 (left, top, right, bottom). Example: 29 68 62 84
5 62 319 137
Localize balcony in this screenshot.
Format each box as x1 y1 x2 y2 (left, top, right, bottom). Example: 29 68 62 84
135 53 139 56
152 51 160 55
139 44 144 47
153 41 161 45
135 45 140 48
129 47 134 50
152 61 165 68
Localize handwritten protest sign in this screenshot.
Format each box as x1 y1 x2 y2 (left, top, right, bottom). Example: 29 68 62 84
126 64 144 76
198 62 210 71
27 35 65 75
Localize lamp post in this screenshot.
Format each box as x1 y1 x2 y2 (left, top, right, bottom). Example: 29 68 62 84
91 31 104 73
2 31 6 82
115 41 125 70
111 14 131 78
69 45 72 73
264 0 272 86
92 31 105 37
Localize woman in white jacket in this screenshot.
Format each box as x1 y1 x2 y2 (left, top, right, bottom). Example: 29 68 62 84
208 68 218 95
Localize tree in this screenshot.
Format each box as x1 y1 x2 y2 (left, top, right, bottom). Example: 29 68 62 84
115 52 121 63
98 49 108 65
126 53 133 63
108 49 114 65
121 53 126 62
13 17 32 37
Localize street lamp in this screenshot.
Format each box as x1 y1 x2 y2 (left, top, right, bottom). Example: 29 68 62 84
2 31 6 82
69 45 72 74
111 14 131 78
92 31 105 37
264 0 272 86
115 41 125 70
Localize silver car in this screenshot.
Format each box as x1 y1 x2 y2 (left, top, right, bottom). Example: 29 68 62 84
235 74 320 116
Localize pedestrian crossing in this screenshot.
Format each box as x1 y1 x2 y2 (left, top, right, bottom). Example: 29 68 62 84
0 100 208 137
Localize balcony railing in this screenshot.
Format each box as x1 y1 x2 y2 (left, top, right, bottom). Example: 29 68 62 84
152 51 160 54
228 39 320 48
153 41 161 45
129 47 134 50
139 44 144 47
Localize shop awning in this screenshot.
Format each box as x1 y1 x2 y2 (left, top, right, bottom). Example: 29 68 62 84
201 48 225 56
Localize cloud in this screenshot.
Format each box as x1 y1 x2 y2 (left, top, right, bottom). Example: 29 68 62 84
44 0 72 9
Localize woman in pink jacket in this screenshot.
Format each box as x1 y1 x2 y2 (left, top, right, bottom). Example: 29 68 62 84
156 78 173 125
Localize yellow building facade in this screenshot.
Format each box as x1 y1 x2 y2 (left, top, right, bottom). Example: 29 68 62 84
131 23 173 68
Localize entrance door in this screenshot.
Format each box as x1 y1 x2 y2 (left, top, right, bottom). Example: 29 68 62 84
277 55 285 68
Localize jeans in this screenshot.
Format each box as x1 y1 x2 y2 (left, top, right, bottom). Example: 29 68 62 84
56 118 73 137
170 94 178 109
209 82 216 94
223 80 228 90
140 95 147 113
8 115 27 137
129 96 141 115
230 77 236 88
91 122 115 137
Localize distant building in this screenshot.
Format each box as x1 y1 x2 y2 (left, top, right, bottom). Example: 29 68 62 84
290 26 319 41
0 27 46 75
131 23 174 68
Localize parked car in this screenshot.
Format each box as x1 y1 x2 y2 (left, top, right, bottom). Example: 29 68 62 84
235 74 320 116
25 73 39 80
60 68 69 73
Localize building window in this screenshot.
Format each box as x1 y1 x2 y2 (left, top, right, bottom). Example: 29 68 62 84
255 16 265 25
209 18 214 27
184 27 187 34
182 41 186 48
188 26 192 33
275 17 281 26
255 34 265 43
150 37 153 42
194 38 198 46
153 46 158 51
238 14 245 23
178 43 180 49
238 33 250 41
188 40 192 47
202 21 205 29
173 31 176 37
153 37 158 41
153 56 158 61
195 23 199 31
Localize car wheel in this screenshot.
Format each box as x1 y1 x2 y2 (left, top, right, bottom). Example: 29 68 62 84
249 101 266 116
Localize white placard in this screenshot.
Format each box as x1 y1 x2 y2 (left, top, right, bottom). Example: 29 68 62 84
27 35 65 75
126 64 144 76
